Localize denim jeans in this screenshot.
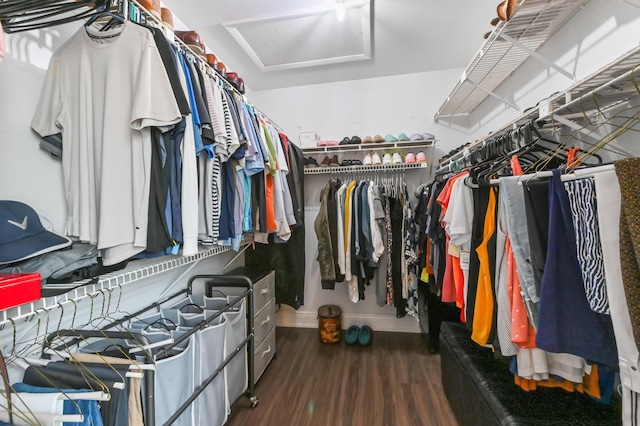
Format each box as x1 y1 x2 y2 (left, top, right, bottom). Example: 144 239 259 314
500 177 540 327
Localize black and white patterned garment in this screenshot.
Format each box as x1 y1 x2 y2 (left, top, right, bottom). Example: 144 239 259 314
211 156 222 241
404 195 419 316
564 177 610 315
384 197 394 306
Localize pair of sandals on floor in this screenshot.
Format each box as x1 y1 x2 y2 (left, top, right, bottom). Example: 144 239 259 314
345 325 373 346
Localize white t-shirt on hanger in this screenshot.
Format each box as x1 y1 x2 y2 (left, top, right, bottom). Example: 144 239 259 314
32 22 182 265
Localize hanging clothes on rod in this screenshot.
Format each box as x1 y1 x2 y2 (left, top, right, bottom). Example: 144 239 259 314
419 107 640 412
25 0 303 275
314 172 419 318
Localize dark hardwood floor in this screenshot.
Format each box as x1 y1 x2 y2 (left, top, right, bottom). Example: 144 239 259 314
227 327 458 426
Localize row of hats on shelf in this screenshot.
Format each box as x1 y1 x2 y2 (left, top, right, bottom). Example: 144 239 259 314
305 151 428 168
318 132 435 147
141 1 246 94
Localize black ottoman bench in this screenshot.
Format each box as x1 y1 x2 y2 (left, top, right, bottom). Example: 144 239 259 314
439 322 622 426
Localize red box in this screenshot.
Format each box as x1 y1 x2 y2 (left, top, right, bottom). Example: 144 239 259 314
0 273 41 310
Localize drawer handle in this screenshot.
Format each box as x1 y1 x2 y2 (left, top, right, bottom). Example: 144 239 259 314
260 288 269 295
260 316 271 327
261 345 272 358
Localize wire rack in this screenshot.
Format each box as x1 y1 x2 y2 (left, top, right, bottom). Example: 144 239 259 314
436 45 640 173
434 0 590 121
0 244 247 324
304 162 429 174
302 140 437 154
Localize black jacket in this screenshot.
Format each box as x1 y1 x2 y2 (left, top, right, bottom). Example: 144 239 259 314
246 138 305 309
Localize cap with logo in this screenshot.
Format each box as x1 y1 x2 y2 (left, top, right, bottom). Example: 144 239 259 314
0 200 72 265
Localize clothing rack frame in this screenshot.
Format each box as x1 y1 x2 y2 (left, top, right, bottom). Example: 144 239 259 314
161 274 257 425
436 45 640 174
46 273 258 425
41 329 156 426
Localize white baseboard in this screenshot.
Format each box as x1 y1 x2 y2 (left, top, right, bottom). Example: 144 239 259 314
276 310 420 333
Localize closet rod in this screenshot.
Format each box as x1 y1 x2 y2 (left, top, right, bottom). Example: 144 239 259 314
551 64 640 118
487 164 616 185
127 0 285 133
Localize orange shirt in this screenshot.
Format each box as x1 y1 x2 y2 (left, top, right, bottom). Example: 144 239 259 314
441 236 457 303
265 173 277 232
452 255 466 322
510 155 524 176
438 173 468 308
514 365 601 400
507 237 537 347
437 172 467 221
471 187 497 345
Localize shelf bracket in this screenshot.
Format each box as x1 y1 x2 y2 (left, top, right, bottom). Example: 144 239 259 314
499 33 576 82
552 114 602 144
467 78 521 112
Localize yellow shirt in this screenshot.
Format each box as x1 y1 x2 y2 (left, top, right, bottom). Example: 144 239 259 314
344 181 357 253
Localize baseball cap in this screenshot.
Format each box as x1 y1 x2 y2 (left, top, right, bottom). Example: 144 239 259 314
0 200 72 265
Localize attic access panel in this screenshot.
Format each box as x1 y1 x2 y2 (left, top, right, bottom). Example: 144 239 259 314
224 1 372 71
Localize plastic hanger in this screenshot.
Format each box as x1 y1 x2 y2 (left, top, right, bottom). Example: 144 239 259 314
83 6 125 38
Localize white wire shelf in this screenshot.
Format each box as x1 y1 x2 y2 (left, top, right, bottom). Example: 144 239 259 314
302 140 436 154
434 0 590 121
304 162 429 174
0 243 246 324
436 45 640 173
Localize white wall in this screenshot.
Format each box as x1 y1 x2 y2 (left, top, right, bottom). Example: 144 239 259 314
0 24 82 234
250 68 470 155
250 0 640 333
250 69 471 332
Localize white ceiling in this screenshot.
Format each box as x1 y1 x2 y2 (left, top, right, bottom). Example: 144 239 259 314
162 0 500 91
224 2 372 71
